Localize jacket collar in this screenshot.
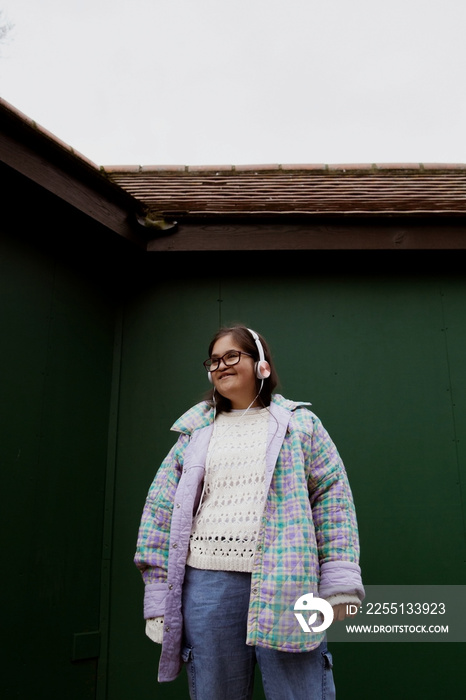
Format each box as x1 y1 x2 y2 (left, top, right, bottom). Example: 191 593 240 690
170 394 311 436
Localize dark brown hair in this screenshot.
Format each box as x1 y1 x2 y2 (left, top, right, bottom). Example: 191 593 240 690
205 325 279 413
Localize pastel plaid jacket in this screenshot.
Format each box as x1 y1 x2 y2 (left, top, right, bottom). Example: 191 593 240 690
134 394 364 682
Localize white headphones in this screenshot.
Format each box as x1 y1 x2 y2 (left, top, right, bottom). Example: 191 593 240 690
248 328 272 380
207 328 271 383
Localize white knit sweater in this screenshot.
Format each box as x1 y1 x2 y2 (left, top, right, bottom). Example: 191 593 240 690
187 407 269 572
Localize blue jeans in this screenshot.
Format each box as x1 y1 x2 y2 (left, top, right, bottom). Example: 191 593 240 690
181 566 335 700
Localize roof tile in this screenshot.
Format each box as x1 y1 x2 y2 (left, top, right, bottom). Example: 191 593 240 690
104 163 466 217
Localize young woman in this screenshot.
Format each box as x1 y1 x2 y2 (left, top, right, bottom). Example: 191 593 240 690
135 325 364 699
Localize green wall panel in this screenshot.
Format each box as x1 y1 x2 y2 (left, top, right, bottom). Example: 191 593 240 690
110 253 466 700
218 271 464 585
0 229 115 698
107 277 220 700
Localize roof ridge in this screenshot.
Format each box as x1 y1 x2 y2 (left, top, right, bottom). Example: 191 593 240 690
103 162 466 175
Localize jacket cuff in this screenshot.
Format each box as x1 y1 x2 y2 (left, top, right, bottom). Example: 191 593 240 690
144 582 169 619
325 593 361 607
319 561 365 601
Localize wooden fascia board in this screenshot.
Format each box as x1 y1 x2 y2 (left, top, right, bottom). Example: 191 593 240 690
0 129 146 249
146 219 466 252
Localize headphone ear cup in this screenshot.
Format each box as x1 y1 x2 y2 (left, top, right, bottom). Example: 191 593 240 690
256 360 271 380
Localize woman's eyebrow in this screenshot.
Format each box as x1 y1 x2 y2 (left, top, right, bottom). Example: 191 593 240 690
210 348 239 358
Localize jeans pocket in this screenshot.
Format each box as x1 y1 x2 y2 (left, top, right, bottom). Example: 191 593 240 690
182 645 197 700
322 650 333 670
181 645 193 663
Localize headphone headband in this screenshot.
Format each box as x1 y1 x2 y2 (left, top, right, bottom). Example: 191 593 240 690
247 328 271 380
247 328 265 364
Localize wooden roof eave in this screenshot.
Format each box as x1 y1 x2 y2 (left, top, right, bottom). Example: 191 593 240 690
0 99 147 250
143 210 466 252
106 164 466 250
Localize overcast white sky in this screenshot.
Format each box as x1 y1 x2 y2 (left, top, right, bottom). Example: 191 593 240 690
1 0 466 167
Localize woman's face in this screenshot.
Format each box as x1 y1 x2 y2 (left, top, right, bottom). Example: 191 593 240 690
210 333 258 409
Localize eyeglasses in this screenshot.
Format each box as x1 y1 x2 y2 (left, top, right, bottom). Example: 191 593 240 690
203 350 253 373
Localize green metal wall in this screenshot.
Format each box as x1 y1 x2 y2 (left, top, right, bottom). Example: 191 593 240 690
110 252 466 699
0 185 118 698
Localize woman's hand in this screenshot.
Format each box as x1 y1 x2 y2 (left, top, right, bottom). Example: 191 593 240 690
332 602 358 621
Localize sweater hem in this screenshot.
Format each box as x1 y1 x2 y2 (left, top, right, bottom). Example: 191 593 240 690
186 553 254 573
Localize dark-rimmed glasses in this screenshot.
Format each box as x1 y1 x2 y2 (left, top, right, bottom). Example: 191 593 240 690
203 350 253 373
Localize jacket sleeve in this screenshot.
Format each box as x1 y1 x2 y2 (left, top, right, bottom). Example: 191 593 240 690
302 412 365 601
134 433 189 617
